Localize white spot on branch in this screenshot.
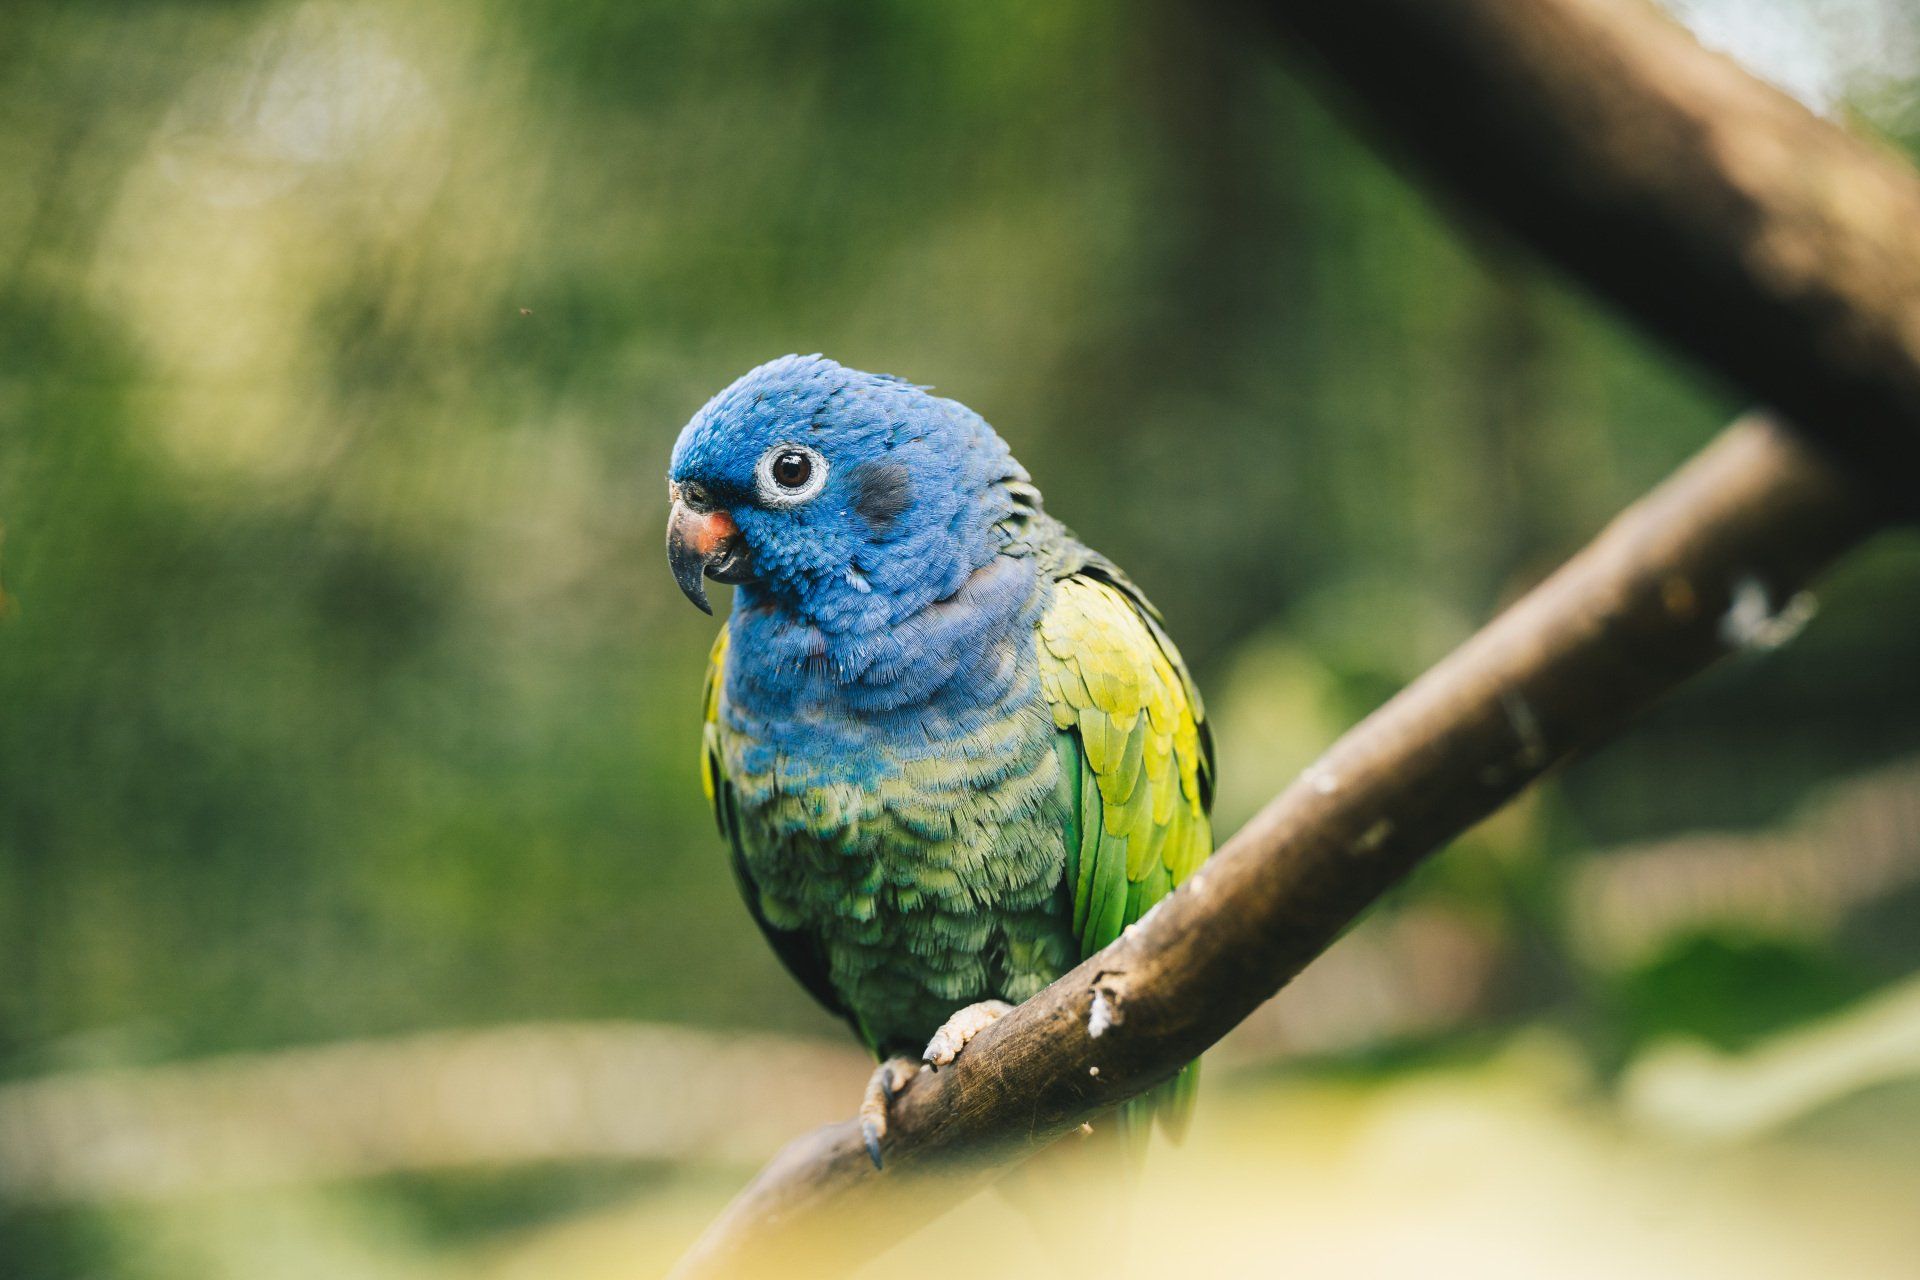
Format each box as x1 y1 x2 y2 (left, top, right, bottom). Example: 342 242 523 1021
1087 979 1127 1039
1719 575 1817 651
1088 991 1115 1038
1124 897 1169 941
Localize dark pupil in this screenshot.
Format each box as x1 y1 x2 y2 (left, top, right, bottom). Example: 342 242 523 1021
772 451 811 488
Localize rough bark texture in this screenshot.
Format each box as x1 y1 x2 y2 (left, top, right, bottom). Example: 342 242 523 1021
1250 0 1920 496
672 417 1881 1277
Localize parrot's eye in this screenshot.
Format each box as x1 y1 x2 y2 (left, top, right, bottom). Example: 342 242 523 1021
755 443 828 506
772 451 811 488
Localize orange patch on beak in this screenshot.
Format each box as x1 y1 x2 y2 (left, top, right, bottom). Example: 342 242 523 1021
668 497 748 615
677 507 737 559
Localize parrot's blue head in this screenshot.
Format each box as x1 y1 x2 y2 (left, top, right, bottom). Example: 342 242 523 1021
666 354 1026 633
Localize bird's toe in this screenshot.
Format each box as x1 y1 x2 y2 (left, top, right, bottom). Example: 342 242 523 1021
858 1056 918 1170
921 999 1014 1070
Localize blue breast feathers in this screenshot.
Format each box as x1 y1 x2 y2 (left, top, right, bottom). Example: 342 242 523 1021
724 555 1049 787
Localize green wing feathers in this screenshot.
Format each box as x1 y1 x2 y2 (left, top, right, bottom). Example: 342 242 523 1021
1039 573 1215 1142
699 625 729 817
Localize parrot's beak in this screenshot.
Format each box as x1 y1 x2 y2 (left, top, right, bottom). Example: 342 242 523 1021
667 497 750 615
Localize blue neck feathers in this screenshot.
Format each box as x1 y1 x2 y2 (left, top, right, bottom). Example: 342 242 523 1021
724 550 1047 767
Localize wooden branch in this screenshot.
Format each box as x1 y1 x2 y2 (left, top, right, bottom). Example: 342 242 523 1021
1248 0 1920 493
671 416 1881 1277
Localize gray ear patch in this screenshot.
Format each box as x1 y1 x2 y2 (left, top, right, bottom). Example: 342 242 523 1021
850 462 912 531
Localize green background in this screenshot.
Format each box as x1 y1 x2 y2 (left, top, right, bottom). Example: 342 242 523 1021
5 1 1920 1274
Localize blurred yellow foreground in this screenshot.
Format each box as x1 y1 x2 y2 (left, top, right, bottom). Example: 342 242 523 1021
10 1004 1920 1280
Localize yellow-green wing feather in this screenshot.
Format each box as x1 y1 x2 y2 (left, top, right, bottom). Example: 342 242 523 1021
699 626 729 814
1039 572 1214 1141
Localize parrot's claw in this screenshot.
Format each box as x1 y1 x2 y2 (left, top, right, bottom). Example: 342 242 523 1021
921 999 1014 1070
858 1056 919 1171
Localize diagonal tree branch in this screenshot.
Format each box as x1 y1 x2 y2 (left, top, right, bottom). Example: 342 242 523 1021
672 416 1881 1277
674 0 1920 1270
1250 0 1920 494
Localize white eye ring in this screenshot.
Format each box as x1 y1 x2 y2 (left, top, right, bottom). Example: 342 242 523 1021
755 443 828 507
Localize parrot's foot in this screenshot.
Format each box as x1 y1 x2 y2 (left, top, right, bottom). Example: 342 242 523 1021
859 1056 919 1171
921 999 1014 1070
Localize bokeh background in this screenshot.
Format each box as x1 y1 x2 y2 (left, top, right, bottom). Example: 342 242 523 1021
6 1 1920 1275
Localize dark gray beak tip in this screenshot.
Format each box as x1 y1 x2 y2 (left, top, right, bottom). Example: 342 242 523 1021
667 524 715 614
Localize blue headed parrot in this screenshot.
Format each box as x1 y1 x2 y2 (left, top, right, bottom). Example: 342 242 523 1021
666 355 1214 1168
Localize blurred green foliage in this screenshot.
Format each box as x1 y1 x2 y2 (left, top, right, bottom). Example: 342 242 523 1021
5 1 1920 1272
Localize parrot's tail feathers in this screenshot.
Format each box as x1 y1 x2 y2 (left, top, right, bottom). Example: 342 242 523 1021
1116 1058 1201 1152
1157 1058 1200 1145
1114 1096 1154 1170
